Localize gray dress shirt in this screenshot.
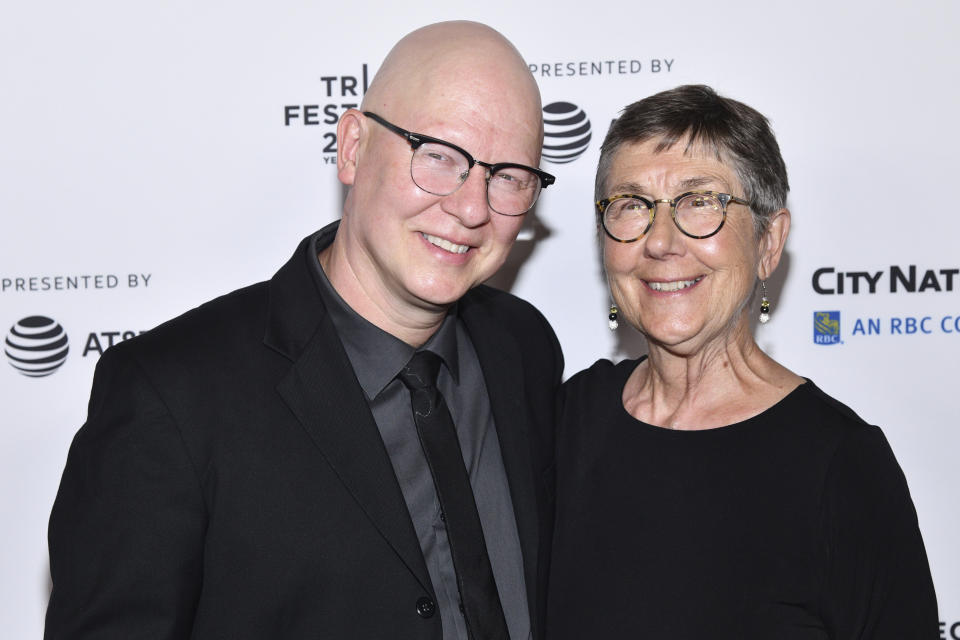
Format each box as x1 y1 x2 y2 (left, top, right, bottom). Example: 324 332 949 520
312 243 530 640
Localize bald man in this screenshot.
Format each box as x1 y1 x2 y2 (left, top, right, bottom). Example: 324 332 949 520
45 21 562 640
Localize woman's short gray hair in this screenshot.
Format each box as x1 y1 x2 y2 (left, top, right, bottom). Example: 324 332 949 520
595 85 789 234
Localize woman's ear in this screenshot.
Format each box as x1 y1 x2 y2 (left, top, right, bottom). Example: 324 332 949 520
758 208 791 280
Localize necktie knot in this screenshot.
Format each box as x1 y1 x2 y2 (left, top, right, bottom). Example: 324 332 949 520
398 350 442 392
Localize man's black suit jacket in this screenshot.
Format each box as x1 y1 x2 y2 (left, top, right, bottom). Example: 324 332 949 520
46 228 564 639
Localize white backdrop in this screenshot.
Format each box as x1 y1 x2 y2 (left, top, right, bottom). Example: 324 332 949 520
2 1 957 637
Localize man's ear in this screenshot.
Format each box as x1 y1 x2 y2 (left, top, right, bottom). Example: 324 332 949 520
337 109 364 186
758 208 791 280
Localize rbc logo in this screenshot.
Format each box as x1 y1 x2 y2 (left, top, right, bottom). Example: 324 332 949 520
813 311 841 345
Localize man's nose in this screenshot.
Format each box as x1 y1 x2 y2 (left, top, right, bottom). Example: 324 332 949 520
441 165 492 227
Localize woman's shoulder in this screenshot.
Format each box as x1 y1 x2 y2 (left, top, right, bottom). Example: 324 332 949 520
565 357 641 387
780 379 877 436
794 381 866 423
562 357 641 403
781 381 904 484
555 358 642 457
557 357 645 435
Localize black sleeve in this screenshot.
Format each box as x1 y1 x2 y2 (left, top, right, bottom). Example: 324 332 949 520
818 425 939 639
45 346 206 639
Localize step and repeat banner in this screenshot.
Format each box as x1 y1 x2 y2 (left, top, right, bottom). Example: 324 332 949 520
2 1 957 636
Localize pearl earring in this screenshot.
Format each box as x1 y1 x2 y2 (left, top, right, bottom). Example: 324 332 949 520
759 281 771 324
608 304 619 330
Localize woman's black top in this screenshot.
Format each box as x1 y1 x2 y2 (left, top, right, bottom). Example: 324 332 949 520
547 358 938 639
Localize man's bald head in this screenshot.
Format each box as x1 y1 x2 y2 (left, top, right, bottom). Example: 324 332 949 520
326 21 550 342
361 21 543 142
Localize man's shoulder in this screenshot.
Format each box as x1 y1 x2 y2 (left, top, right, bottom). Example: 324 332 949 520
462 284 563 376
110 229 320 365
109 279 272 367
463 285 557 344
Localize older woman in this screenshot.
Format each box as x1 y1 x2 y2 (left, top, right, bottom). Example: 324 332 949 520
546 85 938 639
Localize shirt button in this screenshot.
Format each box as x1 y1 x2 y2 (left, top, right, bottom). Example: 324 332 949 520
416 597 436 619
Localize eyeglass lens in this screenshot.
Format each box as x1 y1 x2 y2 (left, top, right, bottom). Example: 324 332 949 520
410 142 542 216
603 193 725 240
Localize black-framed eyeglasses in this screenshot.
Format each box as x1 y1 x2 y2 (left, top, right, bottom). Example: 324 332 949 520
596 191 752 242
363 111 555 216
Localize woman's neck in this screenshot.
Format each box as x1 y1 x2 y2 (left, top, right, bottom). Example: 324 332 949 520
624 317 803 430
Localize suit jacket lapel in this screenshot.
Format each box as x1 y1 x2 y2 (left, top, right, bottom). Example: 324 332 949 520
266 229 432 594
460 293 541 622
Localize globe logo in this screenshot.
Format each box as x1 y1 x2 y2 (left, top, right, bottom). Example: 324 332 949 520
542 101 592 164
5 315 70 377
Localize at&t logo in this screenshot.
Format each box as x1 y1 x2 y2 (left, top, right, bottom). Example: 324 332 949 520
542 102 592 164
5 315 70 377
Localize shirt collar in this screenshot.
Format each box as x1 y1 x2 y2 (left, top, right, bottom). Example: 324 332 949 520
311 234 460 400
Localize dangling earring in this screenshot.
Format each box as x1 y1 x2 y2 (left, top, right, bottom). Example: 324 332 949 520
759 281 771 324
608 304 619 330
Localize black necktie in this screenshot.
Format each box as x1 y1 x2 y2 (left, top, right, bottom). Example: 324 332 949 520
397 350 510 640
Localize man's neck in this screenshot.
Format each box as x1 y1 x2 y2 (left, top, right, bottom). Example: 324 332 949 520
318 242 447 348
